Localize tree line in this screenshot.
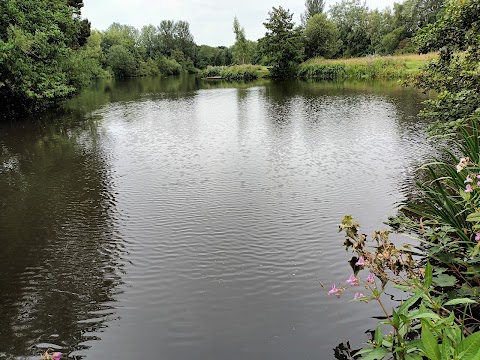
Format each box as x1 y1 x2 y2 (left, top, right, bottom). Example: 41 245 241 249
0 0 446 114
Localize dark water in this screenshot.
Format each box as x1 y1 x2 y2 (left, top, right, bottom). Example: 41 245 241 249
0 76 435 359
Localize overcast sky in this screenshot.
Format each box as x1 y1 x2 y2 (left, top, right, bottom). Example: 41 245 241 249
82 0 396 47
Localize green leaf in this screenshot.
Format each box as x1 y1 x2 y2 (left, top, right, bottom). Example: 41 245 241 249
354 348 375 356
392 309 400 328
441 336 452 360
398 292 424 314
458 331 480 360
421 321 440 360
405 354 423 360
374 326 383 346
444 298 477 306
361 347 390 360
432 274 457 287
466 212 480 221
408 312 441 321
425 262 433 288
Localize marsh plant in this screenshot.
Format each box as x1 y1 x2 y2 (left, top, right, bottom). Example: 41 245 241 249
326 213 479 360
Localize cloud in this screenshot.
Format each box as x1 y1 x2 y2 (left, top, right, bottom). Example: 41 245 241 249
82 0 396 46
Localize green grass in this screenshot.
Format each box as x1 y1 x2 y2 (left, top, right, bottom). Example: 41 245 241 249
200 64 270 81
298 53 438 80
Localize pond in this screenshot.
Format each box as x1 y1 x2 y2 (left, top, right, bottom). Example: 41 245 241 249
0 76 436 359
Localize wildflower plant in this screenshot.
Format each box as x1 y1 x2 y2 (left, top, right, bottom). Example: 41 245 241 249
39 350 62 360
324 216 480 360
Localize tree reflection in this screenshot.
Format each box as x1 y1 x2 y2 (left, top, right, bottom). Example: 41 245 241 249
0 110 124 358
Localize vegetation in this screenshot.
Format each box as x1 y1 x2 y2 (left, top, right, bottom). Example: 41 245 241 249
298 53 437 80
300 0 326 27
0 0 451 113
201 65 269 81
260 6 304 78
303 14 341 59
328 1 480 359
0 0 92 112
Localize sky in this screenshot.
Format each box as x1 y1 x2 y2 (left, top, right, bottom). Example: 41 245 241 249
82 0 396 47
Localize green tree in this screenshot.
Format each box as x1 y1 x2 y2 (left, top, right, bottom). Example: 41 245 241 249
0 0 91 113
174 21 195 60
106 45 137 78
304 13 341 59
301 0 326 27
329 0 372 57
195 45 233 69
232 16 249 64
102 23 139 54
412 0 480 129
157 20 195 61
261 6 304 78
139 24 160 59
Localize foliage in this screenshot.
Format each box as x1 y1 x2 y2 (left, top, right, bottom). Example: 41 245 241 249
195 45 232 69
298 54 436 80
0 0 91 113
325 2 480 360
300 0 326 27
261 6 304 78
330 216 480 360
329 0 372 57
106 45 137 78
411 0 480 133
304 13 341 59
201 64 269 81
155 55 182 76
232 16 251 65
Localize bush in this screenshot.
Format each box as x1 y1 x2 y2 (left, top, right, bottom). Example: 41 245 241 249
155 56 182 76
201 65 269 81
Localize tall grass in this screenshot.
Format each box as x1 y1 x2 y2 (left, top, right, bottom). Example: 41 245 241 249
298 53 438 81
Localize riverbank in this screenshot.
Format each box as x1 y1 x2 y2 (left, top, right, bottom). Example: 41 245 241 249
200 64 270 81
298 53 437 80
200 53 438 82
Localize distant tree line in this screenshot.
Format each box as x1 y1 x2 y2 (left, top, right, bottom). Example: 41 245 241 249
0 0 447 114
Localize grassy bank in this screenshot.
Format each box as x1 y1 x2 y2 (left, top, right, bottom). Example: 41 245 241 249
200 64 270 81
298 53 437 80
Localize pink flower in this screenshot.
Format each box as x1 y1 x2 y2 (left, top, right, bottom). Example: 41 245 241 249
457 165 463 172
355 257 365 266
465 176 473 183
466 184 473 193
475 233 480 242
346 274 360 286
327 284 341 297
367 273 375 283
477 173 480 179
52 353 62 360
354 292 365 300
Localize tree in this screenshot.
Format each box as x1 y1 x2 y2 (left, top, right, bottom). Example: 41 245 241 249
102 23 139 54
261 6 304 78
106 45 137 78
0 0 91 113
304 13 341 59
174 20 195 60
232 16 249 64
301 0 326 27
139 25 160 59
329 0 372 57
157 20 195 60
411 0 480 129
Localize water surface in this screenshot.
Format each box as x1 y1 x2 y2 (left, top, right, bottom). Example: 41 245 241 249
0 76 435 359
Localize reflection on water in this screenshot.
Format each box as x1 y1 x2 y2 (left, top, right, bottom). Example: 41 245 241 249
0 115 124 357
0 76 435 359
